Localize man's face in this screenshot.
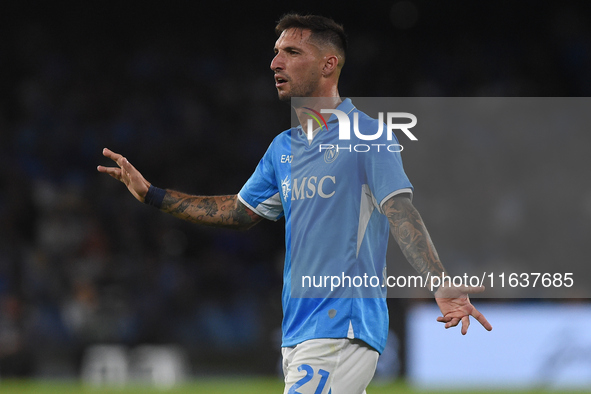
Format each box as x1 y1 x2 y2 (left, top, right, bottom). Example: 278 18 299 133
270 28 325 101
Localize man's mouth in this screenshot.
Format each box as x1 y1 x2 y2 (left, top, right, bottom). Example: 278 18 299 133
275 75 288 87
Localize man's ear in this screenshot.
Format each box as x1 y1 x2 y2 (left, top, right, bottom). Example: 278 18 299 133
322 54 339 76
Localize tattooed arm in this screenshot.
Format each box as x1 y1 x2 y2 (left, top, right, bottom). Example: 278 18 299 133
382 193 445 281
97 148 263 230
383 193 492 334
161 192 262 230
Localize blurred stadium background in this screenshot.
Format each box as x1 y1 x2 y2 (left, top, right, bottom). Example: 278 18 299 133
1 0 591 391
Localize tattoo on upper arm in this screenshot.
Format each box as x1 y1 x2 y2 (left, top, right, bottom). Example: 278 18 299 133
161 192 261 229
383 196 445 278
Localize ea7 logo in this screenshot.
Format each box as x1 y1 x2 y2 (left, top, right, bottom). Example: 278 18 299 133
306 110 417 142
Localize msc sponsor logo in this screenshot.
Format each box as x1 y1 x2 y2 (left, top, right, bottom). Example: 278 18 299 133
291 175 336 201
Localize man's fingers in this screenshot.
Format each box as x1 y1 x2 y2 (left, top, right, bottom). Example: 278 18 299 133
102 147 118 158
471 306 493 331
102 148 124 165
436 316 451 323
437 306 493 333
445 317 460 329
97 165 122 179
99 148 149 203
118 156 135 174
461 316 470 335
99 148 135 180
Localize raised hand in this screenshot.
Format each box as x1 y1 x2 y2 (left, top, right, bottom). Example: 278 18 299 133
97 148 151 203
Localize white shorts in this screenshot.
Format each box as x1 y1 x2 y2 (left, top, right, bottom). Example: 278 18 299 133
282 338 379 394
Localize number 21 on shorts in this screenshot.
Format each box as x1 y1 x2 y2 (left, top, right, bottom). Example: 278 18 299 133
288 364 331 394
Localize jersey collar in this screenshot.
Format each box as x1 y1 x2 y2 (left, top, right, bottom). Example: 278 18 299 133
326 98 355 125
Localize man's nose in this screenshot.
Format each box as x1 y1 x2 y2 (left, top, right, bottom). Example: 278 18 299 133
270 53 284 71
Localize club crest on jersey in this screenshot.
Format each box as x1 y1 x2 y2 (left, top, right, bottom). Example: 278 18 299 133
324 146 339 163
281 175 291 202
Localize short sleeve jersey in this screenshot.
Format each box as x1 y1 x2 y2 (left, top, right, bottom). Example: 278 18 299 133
238 99 413 353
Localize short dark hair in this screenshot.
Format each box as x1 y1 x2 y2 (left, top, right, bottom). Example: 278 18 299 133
275 13 347 61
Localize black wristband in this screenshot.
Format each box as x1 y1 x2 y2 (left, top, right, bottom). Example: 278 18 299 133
144 185 166 209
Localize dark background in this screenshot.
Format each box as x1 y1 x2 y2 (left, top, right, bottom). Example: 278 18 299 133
1 0 590 378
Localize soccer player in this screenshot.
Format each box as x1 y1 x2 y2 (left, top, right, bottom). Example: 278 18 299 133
98 13 492 394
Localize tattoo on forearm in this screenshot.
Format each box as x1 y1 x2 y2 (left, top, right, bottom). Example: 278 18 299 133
160 192 261 229
383 196 445 279
197 199 219 217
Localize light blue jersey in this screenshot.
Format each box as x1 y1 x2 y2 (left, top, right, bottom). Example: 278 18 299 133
238 98 413 353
